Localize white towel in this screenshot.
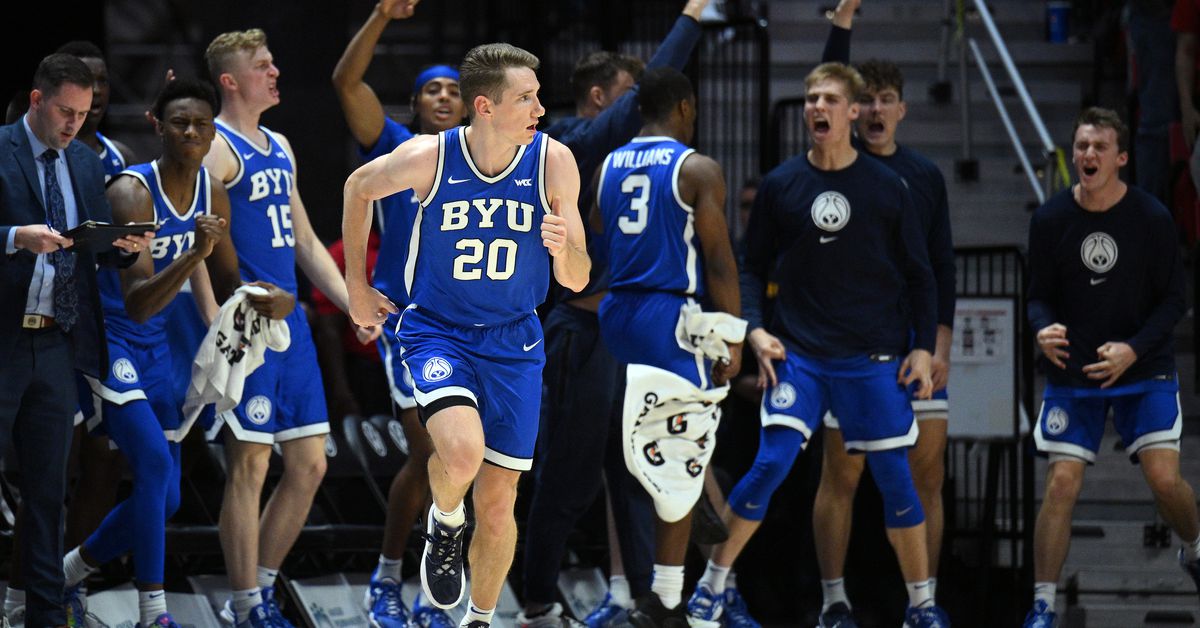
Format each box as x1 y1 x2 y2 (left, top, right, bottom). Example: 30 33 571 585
622 363 730 522
674 303 747 364
177 285 290 441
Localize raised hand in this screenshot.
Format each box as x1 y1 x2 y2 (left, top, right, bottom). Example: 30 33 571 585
380 0 419 19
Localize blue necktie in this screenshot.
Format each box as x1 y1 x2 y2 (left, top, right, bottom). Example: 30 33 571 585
39 149 78 331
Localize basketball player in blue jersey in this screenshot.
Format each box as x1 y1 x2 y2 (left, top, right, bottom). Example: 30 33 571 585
343 43 590 628
587 67 743 628
808 6 958 625
1022 108 1200 627
55 41 135 182
689 63 950 628
61 79 241 628
332 3 466 625
202 29 377 628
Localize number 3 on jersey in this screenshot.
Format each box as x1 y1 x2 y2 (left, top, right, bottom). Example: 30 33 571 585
267 204 294 248
619 174 650 235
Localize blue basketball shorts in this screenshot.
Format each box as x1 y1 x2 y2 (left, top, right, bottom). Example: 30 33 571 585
205 308 330 444
1034 376 1181 464
825 383 948 431
75 371 96 427
85 335 184 441
599 291 715 389
378 312 417 411
764 351 917 452
397 305 544 472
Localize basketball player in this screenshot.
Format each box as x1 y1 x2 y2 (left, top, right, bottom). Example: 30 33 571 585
331 2 464 624
590 67 743 628
201 29 374 628
1022 107 1200 627
687 63 950 628
55 40 134 181
343 43 589 628
806 4 957 625
62 78 241 628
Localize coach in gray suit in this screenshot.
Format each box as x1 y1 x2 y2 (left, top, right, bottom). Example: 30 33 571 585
0 53 151 627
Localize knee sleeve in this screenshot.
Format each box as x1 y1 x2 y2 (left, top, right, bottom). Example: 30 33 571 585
728 427 807 521
866 448 924 528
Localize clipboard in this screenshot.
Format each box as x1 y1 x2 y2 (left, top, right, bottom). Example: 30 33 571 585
63 221 159 253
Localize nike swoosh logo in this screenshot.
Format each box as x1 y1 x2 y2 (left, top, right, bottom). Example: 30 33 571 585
448 176 470 184
745 502 762 509
148 592 164 599
819 235 837 244
895 506 914 517
523 339 543 351
242 152 255 160
1090 277 1107 286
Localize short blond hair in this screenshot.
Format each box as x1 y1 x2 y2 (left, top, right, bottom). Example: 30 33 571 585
459 43 539 118
805 62 865 102
205 28 268 84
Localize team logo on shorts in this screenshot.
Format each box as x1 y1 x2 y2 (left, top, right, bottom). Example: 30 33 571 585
811 191 851 232
112 358 138 384
1045 406 1069 435
324 435 338 457
1080 232 1117 274
245 395 272 425
770 382 797 410
387 420 408 452
643 441 665 466
423 357 453 382
361 422 387 457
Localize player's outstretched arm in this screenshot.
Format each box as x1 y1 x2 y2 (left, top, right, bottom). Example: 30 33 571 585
543 139 590 292
110 174 224 324
681 153 742 384
332 0 419 149
343 134 439 327
822 0 859 64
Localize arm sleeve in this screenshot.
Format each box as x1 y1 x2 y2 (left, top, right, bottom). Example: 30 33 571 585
896 182 937 352
822 25 852 64
647 15 704 71
739 179 777 331
1127 213 1187 356
1025 210 1057 333
927 169 957 327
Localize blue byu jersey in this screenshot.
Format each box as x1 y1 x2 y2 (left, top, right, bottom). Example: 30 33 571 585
405 127 551 326
364 118 420 306
596 136 702 296
98 161 210 342
96 131 127 182
215 120 298 294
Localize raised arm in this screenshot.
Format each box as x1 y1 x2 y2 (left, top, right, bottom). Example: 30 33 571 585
542 139 590 292
343 133 439 327
332 0 419 149
110 174 228 324
822 0 859 64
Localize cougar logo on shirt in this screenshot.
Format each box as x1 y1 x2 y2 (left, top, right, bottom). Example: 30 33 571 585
423 357 453 382
246 395 272 425
1045 406 1069 436
112 358 138 384
1080 232 1117 274
770 382 797 410
811 191 851 232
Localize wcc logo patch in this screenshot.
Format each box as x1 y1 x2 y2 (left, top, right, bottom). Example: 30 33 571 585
1044 406 1069 436
1080 232 1117 273
811 191 851 232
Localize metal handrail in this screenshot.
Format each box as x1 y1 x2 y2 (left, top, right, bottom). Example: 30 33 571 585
969 38 1045 204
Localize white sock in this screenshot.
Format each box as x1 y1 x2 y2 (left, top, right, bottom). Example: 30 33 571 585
232 588 263 622
608 575 632 608
460 599 494 627
650 564 685 610
433 502 466 529
821 578 849 613
905 579 934 609
4 587 24 617
928 577 937 600
138 589 167 626
726 570 739 591
375 555 404 582
698 560 731 595
1185 533 1200 562
256 566 279 591
63 547 97 587
1033 581 1056 612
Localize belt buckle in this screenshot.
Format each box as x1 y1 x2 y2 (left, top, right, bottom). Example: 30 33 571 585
22 314 42 329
